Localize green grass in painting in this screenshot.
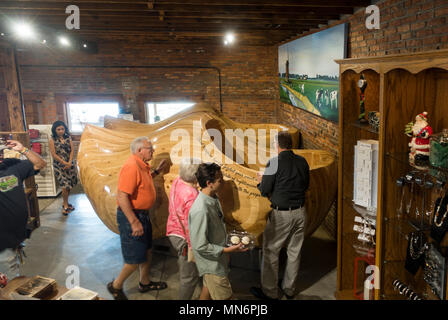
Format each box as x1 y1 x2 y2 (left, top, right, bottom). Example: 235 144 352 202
280 78 339 122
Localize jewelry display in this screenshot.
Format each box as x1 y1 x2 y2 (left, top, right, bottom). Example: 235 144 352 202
405 172 416 216
414 175 424 219
394 163 448 300
428 179 446 217
423 178 436 220
405 231 428 275
423 244 447 300
433 192 448 228
430 191 448 244
408 232 427 260
392 279 423 300
396 176 406 219
423 178 435 227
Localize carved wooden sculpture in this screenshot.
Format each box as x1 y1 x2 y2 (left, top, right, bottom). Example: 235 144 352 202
77 104 337 244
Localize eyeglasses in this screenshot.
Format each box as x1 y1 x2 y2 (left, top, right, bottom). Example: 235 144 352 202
142 147 154 152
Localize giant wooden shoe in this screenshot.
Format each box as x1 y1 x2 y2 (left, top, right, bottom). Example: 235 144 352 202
77 104 337 244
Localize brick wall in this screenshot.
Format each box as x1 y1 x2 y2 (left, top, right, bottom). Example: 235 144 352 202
3 41 279 125
278 0 448 238
350 0 448 57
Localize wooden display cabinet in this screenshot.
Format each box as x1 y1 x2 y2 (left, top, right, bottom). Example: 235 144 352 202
335 50 448 300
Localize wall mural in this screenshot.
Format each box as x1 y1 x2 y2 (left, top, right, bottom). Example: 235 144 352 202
278 23 347 123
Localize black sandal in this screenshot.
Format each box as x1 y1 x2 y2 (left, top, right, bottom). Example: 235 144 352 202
62 204 75 211
138 281 168 292
62 207 70 216
107 281 128 300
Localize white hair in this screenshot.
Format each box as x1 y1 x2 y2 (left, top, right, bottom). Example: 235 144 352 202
130 136 150 154
179 158 202 183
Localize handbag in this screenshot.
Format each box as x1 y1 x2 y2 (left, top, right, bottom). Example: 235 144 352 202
171 180 195 263
31 142 42 155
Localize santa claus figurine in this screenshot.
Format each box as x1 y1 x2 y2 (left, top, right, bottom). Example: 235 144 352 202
0 272 7 288
406 112 432 165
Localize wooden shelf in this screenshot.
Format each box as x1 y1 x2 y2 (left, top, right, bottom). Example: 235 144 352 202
386 152 448 176
336 51 448 300
349 121 379 135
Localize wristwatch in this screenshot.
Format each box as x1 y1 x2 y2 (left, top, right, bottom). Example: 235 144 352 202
19 147 29 155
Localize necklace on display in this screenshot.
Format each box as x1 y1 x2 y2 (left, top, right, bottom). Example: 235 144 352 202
406 183 415 215
433 194 448 228
409 232 427 260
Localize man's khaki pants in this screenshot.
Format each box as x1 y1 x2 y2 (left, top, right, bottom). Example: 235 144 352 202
261 207 306 299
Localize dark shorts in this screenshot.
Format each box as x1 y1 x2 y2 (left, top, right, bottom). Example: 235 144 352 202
117 208 153 265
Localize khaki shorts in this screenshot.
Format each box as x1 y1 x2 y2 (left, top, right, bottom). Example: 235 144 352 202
203 274 233 300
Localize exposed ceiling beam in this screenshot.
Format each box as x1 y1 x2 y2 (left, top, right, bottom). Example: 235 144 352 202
0 9 347 19
0 2 355 15
0 14 327 27
0 8 342 20
0 0 370 7
147 0 369 6
0 0 361 45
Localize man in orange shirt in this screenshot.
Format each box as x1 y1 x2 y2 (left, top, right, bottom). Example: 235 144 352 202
107 136 168 300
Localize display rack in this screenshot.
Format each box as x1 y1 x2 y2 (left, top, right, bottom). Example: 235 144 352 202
28 125 61 197
335 49 448 300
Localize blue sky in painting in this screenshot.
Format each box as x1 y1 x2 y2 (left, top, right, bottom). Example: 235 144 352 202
278 24 346 78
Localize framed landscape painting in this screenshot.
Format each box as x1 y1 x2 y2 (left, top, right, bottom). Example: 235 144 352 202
278 23 348 123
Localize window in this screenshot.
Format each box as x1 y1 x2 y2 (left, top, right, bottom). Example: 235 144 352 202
67 102 120 133
146 102 195 124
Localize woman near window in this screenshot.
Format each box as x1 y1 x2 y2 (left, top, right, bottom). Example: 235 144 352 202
49 121 78 216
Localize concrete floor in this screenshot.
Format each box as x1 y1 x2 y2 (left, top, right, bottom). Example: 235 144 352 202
18 185 337 300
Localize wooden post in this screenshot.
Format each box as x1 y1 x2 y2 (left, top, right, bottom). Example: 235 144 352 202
0 44 26 132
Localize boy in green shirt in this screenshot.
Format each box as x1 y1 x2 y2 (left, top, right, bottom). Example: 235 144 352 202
189 162 247 300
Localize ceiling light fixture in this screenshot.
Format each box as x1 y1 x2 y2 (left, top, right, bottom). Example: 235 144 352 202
59 36 70 46
224 32 235 45
12 22 35 40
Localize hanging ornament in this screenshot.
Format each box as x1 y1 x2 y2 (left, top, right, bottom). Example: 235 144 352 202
357 73 368 124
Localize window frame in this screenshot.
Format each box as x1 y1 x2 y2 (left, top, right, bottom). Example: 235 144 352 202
62 95 124 135
144 101 196 124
